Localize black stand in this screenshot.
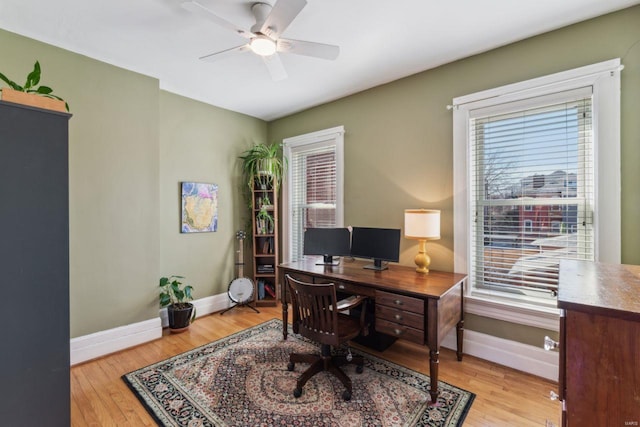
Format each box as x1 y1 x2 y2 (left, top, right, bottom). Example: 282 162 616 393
220 301 260 315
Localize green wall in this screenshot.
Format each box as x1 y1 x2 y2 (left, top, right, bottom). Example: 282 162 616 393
159 92 266 295
1 5 638 346
0 29 266 338
268 5 640 346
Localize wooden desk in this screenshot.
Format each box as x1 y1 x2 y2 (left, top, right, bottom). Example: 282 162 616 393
557 260 640 426
279 258 467 404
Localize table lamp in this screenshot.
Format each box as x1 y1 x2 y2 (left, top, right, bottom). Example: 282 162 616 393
404 209 440 274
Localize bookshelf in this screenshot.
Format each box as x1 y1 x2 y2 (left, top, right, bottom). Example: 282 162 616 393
251 176 279 307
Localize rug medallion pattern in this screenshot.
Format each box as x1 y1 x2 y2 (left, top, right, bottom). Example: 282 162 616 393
123 319 474 426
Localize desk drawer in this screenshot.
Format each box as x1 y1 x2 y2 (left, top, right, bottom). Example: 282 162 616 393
376 319 424 345
376 305 423 330
315 279 376 298
376 290 424 314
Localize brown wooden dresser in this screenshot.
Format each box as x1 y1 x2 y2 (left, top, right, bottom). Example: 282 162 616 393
556 260 640 426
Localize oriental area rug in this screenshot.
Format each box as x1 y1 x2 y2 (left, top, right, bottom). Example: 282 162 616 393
123 319 475 426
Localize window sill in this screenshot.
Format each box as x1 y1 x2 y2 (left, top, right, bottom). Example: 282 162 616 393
465 293 560 331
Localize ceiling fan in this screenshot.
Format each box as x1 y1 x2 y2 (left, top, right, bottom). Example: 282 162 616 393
181 0 339 81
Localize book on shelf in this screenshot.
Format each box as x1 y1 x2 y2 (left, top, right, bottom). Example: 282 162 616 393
257 280 265 300
257 264 274 274
260 237 275 254
263 283 276 298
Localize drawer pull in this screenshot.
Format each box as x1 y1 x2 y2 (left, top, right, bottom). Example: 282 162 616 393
393 299 403 306
338 284 345 290
549 391 560 401
394 314 403 321
393 328 404 336
543 336 559 352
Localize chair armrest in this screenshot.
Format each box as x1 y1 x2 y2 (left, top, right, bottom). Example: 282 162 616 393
335 295 367 312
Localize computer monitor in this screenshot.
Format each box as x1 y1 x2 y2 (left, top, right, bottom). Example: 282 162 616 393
350 227 401 271
303 227 351 265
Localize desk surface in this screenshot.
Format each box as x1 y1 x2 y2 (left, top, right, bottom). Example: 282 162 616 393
280 258 467 299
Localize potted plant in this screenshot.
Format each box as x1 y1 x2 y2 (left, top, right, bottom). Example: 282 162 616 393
0 61 69 112
259 194 273 210
256 208 275 234
159 275 196 333
239 142 287 190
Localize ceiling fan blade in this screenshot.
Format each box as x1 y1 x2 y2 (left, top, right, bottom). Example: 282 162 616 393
260 0 307 39
278 38 339 60
181 1 252 38
200 44 250 62
262 54 288 81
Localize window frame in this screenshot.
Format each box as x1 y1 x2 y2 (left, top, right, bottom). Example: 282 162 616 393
453 59 621 330
282 126 345 263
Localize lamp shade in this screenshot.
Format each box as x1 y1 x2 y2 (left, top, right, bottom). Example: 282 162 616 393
404 209 440 240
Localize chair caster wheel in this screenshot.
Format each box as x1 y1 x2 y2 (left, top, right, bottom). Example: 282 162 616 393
293 388 302 398
356 365 364 374
287 362 295 371
342 390 352 401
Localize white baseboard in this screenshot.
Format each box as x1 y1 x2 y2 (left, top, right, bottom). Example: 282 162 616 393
71 291 558 381
71 292 232 365
70 317 162 366
158 292 231 328
441 328 559 381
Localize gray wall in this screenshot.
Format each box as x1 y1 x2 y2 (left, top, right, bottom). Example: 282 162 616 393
268 5 640 346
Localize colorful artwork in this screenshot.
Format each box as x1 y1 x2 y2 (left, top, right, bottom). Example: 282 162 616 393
181 182 218 233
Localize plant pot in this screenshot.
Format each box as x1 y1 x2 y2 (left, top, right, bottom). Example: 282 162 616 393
167 303 194 333
1 87 66 112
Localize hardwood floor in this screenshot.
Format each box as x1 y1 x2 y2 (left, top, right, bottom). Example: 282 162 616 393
71 305 561 426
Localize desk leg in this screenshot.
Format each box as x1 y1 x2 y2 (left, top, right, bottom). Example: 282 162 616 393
282 302 288 340
429 349 439 404
282 278 288 340
456 319 464 361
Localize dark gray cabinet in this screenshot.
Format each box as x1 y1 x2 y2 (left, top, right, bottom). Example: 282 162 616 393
0 101 71 426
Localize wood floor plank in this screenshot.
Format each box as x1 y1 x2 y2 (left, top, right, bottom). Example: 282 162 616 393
71 305 561 426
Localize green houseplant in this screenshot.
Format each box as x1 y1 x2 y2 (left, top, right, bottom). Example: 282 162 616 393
0 61 69 112
239 142 287 190
159 275 196 333
256 207 275 235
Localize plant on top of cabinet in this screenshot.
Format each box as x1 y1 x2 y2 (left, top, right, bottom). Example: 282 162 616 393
0 61 69 112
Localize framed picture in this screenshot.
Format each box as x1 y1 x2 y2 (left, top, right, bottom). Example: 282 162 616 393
181 182 218 233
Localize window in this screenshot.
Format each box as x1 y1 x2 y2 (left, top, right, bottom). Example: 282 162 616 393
471 88 594 300
453 59 621 328
282 126 345 262
524 220 533 233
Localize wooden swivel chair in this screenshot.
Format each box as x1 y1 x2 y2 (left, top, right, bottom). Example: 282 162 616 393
285 274 368 401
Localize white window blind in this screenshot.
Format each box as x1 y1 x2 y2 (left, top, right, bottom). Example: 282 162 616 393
469 87 594 298
288 141 338 261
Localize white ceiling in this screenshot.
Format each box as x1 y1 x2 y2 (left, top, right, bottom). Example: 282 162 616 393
0 0 637 121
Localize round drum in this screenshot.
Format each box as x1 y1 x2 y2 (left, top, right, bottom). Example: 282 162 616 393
227 277 254 304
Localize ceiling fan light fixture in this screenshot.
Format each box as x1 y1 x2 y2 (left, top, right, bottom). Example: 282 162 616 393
250 36 277 56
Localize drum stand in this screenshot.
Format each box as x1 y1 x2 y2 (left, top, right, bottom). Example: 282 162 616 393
221 233 260 315
220 300 260 315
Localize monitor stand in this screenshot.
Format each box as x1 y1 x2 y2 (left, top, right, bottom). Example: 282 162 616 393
315 255 340 266
363 259 388 271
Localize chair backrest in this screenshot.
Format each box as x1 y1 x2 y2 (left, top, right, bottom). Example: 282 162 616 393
286 274 340 346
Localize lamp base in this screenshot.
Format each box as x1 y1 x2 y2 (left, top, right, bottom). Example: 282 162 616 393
414 240 431 274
